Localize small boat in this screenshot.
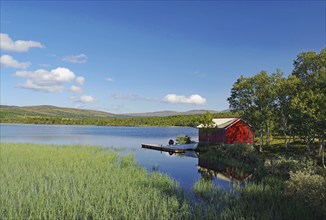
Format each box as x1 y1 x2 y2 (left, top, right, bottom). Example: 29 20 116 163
141 142 198 153
170 142 198 150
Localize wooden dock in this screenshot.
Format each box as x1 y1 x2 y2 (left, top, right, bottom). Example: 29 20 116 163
141 143 186 153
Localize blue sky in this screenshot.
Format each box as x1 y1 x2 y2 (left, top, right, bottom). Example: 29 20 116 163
1 1 325 114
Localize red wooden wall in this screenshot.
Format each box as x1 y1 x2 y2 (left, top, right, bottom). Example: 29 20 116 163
225 120 253 144
199 120 254 144
199 129 225 143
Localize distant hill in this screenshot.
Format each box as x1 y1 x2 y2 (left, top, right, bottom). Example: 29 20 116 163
124 109 220 117
0 105 115 119
0 105 226 119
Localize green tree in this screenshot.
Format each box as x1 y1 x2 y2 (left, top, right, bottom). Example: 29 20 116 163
253 71 279 147
228 76 255 120
228 71 277 152
198 111 215 143
291 48 326 157
274 72 300 150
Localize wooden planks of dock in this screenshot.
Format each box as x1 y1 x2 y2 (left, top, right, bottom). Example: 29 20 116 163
141 144 186 153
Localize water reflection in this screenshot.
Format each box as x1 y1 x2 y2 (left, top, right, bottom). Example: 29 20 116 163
197 155 253 184
166 150 253 187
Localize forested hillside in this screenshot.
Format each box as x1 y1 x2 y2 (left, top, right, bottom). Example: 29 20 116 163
0 105 237 127
0 105 114 118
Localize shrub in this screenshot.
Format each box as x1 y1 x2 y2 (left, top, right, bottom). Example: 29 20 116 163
286 169 326 214
264 157 300 179
223 143 256 159
176 134 192 144
264 156 316 179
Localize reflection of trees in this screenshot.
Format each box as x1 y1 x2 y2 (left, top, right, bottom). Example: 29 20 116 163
197 155 253 184
198 168 214 182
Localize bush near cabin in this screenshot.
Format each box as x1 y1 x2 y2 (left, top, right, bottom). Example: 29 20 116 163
176 134 192 144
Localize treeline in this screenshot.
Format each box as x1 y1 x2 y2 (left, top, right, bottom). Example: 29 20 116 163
0 112 237 128
228 48 325 158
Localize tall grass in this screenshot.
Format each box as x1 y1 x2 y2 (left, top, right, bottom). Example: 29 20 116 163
0 143 189 219
190 176 325 220
1 143 325 219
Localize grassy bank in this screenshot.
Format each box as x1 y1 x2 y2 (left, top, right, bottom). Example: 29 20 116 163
1 143 325 219
196 143 326 219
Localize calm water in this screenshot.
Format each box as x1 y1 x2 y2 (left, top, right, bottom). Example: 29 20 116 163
0 124 232 190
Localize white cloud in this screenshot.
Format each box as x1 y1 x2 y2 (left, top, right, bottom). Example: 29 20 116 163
50 67 76 82
163 94 207 105
69 85 82 93
105 77 113 82
76 76 85 85
79 95 95 103
0 33 44 52
15 67 77 92
62 53 88 63
0 55 30 69
17 80 65 92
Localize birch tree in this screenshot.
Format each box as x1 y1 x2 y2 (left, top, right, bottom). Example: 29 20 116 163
274 73 300 150
291 48 326 155
228 71 276 152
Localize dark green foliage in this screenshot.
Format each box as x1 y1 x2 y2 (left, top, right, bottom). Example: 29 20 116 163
197 143 326 219
198 144 263 181
176 134 192 144
264 156 315 179
286 169 326 214
228 48 326 164
200 144 257 163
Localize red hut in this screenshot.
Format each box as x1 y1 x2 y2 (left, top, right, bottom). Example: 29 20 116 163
197 117 254 144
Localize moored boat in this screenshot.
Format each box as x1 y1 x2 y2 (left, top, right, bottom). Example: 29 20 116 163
169 142 198 150
141 142 198 153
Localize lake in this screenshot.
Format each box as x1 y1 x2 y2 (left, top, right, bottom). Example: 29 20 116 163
0 124 233 191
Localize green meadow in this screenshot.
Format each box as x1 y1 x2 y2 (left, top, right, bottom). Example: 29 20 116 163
1 143 325 219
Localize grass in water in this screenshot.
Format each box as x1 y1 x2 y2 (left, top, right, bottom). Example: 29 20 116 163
0 143 189 219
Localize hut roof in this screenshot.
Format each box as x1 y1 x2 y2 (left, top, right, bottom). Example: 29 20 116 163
197 117 239 129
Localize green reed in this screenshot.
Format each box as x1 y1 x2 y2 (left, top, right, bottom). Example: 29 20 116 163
0 143 188 219
1 143 325 220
